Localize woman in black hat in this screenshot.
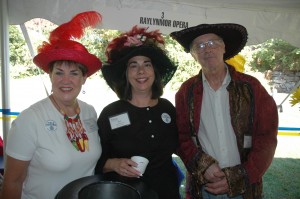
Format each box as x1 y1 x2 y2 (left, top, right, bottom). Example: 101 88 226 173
96 25 180 199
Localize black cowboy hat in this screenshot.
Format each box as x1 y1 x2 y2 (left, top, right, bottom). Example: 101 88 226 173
170 23 248 60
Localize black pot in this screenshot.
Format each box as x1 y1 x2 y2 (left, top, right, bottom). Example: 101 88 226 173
55 174 158 199
78 181 140 199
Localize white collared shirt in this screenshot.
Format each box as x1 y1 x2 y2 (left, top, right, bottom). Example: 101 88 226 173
198 66 241 168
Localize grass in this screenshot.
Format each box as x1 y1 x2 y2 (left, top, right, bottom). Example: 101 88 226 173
263 158 300 199
173 156 300 199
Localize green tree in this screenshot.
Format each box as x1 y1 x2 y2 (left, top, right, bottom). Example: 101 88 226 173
81 28 120 64
249 39 300 72
9 25 37 78
164 35 199 90
9 25 31 66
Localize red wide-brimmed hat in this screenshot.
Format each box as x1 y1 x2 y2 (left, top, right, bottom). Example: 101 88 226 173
170 23 248 60
33 11 102 77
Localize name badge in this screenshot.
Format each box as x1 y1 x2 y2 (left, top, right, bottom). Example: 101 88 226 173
244 135 252 148
109 112 131 130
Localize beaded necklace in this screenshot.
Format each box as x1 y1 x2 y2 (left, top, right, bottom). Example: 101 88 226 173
50 95 89 152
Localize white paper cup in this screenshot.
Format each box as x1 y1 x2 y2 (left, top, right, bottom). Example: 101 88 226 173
131 156 149 174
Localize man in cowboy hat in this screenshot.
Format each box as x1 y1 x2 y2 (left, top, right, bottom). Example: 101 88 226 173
170 23 278 199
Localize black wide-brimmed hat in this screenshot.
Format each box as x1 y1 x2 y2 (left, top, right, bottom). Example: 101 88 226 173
33 11 102 77
101 25 177 91
170 23 248 60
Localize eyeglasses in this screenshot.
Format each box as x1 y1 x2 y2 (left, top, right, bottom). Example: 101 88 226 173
192 39 223 53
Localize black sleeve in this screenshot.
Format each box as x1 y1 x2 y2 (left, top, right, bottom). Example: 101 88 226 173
95 107 111 174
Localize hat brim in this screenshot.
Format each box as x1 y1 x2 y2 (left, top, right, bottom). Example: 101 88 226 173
170 23 248 60
33 49 102 77
101 46 177 91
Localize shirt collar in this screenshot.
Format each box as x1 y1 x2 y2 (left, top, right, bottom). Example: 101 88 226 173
202 64 231 86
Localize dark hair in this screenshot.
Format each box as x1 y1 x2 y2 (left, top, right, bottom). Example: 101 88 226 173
114 64 163 100
49 60 88 75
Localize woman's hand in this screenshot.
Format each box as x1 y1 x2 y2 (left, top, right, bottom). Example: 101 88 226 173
104 158 142 177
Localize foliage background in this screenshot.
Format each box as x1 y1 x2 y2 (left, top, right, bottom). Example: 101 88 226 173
248 39 300 72
8 19 300 92
9 21 200 91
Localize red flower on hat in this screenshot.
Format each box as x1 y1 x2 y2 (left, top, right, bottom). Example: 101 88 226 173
124 34 145 47
105 25 165 62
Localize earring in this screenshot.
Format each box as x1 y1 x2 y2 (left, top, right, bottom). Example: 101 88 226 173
82 86 86 94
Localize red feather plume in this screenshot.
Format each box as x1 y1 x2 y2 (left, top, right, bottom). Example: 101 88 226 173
37 11 101 54
49 11 102 43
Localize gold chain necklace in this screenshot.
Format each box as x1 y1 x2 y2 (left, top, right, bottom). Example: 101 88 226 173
50 95 89 152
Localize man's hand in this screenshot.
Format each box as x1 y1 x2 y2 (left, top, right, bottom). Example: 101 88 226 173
204 163 223 182
205 171 229 194
204 163 229 194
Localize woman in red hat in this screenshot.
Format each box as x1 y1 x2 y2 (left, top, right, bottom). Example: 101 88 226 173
95 26 181 199
1 11 102 199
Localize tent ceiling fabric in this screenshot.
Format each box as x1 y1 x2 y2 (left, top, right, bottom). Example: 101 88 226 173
7 0 300 46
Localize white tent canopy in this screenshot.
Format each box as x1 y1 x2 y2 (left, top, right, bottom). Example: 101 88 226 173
7 0 300 46
1 0 300 143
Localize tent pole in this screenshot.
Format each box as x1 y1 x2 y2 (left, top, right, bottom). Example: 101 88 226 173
1 0 11 164
20 24 49 96
20 24 36 58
